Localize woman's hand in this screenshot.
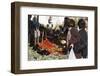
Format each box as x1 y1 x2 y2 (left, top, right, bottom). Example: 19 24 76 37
70 44 74 48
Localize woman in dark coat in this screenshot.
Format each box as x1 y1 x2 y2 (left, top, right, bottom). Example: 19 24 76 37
78 19 88 58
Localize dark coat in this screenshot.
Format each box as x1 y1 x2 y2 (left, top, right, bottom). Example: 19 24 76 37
78 29 88 58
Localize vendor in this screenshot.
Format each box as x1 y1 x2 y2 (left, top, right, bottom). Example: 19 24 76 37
46 16 54 41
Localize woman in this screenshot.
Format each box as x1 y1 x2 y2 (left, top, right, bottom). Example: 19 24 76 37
78 19 88 58
66 19 81 59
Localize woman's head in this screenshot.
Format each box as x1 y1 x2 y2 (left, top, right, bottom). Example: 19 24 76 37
78 19 86 29
68 19 75 27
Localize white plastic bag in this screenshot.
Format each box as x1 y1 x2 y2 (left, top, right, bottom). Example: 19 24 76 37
68 48 76 59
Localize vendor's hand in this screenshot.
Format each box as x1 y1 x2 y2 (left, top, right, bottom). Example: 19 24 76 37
60 40 66 44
